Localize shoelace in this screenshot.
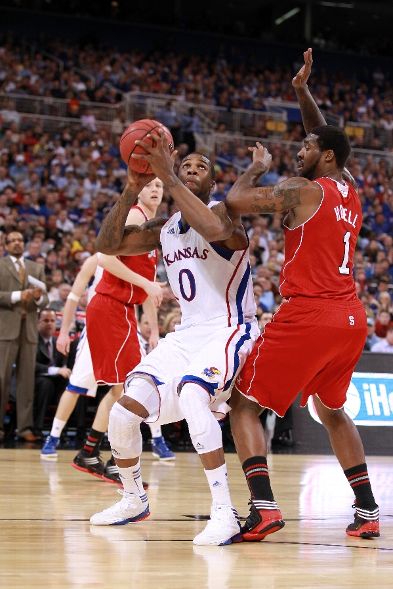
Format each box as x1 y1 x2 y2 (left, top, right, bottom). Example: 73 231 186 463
243 501 259 529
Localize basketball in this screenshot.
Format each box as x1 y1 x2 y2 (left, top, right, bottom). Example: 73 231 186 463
119 118 174 174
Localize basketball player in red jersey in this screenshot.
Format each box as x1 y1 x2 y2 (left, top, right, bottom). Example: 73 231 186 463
226 48 379 541
72 178 167 475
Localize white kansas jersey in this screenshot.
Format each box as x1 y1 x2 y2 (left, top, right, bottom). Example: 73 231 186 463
160 205 256 329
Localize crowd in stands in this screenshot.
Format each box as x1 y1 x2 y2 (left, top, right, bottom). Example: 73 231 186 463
0 117 392 348
0 38 392 446
1 39 392 150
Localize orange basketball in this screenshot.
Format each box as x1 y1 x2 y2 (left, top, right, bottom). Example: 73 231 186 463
119 118 174 174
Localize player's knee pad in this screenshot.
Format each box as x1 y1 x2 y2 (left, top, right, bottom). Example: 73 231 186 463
124 375 160 418
108 402 143 460
179 382 223 454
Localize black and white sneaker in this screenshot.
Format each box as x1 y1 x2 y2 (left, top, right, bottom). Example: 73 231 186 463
71 451 106 479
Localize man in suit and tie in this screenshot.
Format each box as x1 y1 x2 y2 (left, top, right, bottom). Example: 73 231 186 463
0 231 49 442
34 309 72 435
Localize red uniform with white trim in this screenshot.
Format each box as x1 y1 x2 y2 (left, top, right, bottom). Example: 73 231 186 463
86 206 158 384
237 177 367 415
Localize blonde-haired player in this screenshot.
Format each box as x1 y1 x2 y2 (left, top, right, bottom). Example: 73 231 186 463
41 179 173 480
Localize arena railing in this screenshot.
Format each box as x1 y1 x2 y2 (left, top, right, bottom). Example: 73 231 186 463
205 133 393 169
126 92 286 136
15 113 113 134
0 93 122 123
2 91 392 159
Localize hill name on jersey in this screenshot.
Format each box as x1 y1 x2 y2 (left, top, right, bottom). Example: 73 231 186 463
334 204 358 228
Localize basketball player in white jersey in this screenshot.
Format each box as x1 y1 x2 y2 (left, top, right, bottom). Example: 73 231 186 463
90 140 259 546
41 181 171 477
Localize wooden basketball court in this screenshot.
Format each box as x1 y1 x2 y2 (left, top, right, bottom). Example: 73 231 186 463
1 450 392 588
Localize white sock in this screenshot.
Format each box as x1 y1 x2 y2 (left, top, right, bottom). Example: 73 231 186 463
149 424 162 438
118 460 148 502
204 463 232 506
50 418 66 438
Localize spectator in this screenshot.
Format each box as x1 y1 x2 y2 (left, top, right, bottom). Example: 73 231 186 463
0 231 49 442
49 281 72 310
364 317 381 351
375 309 393 338
212 180 227 202
33 308 72 435
371 324 393 353
155 101 180 145
180 107 201 153
161 310 181 335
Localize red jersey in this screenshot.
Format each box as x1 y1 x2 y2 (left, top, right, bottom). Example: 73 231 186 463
279 177 362 301
95 205 158 306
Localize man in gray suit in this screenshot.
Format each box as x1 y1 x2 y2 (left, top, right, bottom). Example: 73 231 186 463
0 231 49 441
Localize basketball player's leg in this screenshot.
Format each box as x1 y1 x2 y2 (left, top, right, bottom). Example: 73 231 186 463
229 387 285 541
178 321 259 545
42 333 97 460
90 377 159 526
313 397 379 538
306 316 379 538
72 384 124 481
177 381 242 545
41 390 85 460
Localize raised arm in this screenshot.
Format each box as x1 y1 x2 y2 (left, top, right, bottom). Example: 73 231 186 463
293 48 356 187
95 171 164 255
226 143 321 216
292 48 327 133
132 131 234 243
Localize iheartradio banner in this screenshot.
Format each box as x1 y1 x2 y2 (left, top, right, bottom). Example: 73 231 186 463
308 372 393 427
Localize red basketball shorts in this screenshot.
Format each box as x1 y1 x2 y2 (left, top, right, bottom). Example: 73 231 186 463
236 297 367 416
86 293 141 385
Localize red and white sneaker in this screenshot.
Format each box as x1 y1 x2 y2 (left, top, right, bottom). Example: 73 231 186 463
346 505 380 539
241 501 285 542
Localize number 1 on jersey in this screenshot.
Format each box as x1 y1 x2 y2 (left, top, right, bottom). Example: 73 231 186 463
339 231 351 275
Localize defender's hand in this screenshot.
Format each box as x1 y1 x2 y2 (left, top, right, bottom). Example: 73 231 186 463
248 142 272 174
292 48 313 89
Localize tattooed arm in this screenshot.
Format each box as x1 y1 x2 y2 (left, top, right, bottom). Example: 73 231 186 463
95 171 164 255
227 174 321 215
226 142 321 216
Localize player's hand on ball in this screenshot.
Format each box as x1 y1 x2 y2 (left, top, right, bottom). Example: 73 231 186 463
132 130 178 184
292 47 313 88
126 167 155 192
248 142 272 173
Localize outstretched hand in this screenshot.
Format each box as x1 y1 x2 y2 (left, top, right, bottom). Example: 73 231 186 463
248 142 272 174
292 47 313 89
132 130 178 185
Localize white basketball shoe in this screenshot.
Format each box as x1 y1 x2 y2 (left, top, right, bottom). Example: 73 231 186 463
193 503 242 545
90 491 150 526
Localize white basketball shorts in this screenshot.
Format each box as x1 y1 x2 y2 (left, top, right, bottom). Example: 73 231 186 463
67 328 97 397
124 318 259 425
